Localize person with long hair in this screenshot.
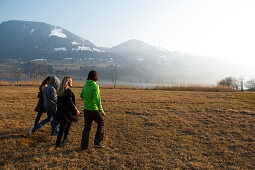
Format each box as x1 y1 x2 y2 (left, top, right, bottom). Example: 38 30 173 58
29 76 60 136
34 76 51 126
55 76 80 148
80 70 106 150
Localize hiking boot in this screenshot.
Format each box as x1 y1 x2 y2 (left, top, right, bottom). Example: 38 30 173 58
28 125 34 136
94 144 105 148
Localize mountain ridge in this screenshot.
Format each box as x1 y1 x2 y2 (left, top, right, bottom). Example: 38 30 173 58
1 20 254 83
0 20 103 60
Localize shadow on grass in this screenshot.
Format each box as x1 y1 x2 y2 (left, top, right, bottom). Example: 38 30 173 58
240 111 255 116
125 111 149 116
0 147 89 167
0 131 27 141
0 130 50 148
243 113 255 116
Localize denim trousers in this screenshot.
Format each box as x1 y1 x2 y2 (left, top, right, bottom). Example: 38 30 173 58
33 106 58 134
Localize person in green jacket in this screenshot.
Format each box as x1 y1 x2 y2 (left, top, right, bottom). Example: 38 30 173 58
80 70 106 150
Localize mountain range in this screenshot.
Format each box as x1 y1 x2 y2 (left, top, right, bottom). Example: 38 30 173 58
0 20 254 84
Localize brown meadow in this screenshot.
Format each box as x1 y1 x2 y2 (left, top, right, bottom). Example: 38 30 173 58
0 85 254 169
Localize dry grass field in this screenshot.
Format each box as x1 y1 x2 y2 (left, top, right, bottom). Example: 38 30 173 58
0 85 254 169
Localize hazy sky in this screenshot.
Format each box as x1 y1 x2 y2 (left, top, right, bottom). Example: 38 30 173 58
1 0 255 68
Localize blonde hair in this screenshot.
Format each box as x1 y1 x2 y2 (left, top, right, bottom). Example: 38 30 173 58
57 76 71 97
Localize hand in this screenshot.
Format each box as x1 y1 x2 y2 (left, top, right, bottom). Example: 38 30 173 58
77 110 80 115
101 112 106 117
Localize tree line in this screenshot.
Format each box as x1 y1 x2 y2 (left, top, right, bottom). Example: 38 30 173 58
217 76 255 91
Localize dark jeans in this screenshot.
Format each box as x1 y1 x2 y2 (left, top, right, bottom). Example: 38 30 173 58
56 120 72 147
81 110 104 150
34 111 43 126
33 106 58 134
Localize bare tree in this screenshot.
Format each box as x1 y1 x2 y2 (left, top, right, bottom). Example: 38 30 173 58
13 69 21 83
42 61 47 79
33 61 38 82
114 64 117 88
245 79 255 91
109 64 118 88
217 77 238 90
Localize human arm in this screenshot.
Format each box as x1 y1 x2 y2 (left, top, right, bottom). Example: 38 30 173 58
80 86 85 100
93 85 105 116
66 89 80 121
41 85 46 93
66 89 77 113
50 87 58 104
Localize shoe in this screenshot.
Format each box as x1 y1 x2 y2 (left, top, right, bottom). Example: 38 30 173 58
51 131 58 136
53 119 60 126
63 138 71 143
55 145 62 149
28 125 34 136
94 144 105 148
81 148 91 152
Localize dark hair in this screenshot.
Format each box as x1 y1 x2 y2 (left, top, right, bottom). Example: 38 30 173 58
87 70 98 81
39 76 51 91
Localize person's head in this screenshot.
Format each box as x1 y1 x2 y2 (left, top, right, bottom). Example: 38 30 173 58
87 70 98 82
45 76 51 85
40 76 51 89
50 76 60 90
57 76 72 97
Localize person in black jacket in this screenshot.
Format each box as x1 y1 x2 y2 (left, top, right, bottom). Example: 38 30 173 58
34 76 51 126
55 76 80 148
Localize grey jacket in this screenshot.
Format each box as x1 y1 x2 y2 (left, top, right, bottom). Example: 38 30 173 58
44 76 60 108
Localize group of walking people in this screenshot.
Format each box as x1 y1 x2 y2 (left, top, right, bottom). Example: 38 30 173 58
29 70 105 150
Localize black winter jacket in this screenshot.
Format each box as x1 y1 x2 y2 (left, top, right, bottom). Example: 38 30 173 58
56 88 78 122
34 89 45 113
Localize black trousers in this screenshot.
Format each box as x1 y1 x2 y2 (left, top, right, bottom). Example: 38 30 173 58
34 111 43 126
81 110 104 149
56 119 72 147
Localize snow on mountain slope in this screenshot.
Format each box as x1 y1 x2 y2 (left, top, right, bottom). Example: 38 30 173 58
49 27 67 38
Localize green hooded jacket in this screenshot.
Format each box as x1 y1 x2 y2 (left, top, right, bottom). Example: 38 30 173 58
80 80 104 113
